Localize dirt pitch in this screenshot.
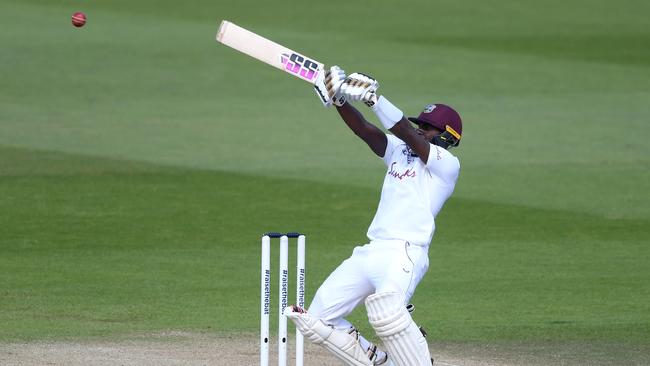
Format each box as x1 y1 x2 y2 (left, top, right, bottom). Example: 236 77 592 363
1 332 648 366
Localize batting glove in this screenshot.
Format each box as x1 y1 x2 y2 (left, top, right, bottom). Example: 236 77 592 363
340 72 379 106
324 66 347 107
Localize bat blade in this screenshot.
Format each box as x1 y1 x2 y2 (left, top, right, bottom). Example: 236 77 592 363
216 20 324 85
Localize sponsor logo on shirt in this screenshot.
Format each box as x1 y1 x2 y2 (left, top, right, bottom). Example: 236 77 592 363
388 162 416 180
402 146 417 164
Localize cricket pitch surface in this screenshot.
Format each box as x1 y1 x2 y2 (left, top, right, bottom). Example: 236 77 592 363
1 332 648 366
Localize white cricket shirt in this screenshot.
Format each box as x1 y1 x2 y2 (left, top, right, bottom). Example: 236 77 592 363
366 134 460 246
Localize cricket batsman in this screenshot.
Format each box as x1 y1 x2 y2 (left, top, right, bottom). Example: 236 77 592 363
285 66 463 366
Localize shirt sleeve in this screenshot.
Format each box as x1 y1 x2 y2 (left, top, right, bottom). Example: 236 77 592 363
426 144 460 185
380 134 402 167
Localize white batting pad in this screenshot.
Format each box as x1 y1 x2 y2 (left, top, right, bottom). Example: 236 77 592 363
285 307 373 366
366 292 432 366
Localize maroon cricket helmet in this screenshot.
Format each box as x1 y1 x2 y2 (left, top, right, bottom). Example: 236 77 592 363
408 103 462 148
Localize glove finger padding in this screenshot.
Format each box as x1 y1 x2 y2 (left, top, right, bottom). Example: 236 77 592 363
341 72 379 102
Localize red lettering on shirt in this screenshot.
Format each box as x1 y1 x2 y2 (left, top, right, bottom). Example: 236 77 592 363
388 162 416 180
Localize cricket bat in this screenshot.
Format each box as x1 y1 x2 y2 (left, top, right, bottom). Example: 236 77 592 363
215 20 332 106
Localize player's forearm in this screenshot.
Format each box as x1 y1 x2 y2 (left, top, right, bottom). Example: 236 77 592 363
388 119 430 163
322 67 386 155
369 95 430 162
336 103 387 156
388 118 416 141
336 103 370 135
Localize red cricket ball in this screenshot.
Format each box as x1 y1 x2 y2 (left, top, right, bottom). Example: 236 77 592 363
71 12 86 28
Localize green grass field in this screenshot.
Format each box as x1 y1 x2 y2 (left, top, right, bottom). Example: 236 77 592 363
1 0 649 363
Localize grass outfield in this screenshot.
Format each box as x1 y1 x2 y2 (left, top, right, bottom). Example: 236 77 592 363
1 0 649 356
1 146 648 344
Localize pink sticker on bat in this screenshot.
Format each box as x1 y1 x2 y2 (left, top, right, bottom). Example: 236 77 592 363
281 53 319 82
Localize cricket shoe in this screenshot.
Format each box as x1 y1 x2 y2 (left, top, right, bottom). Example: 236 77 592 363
348 327 392 365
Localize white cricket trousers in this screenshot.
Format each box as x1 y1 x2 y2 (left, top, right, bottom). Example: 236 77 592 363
308 239 429 329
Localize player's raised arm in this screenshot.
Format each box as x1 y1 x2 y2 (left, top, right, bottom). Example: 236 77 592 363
339 72 461 165
320 66 387 157
339 73 432 162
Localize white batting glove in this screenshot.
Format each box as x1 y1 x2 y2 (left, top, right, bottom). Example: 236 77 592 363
340 72 379 105
324 66 347 107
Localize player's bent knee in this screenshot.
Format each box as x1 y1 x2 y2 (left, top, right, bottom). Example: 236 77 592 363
366 292 432 366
